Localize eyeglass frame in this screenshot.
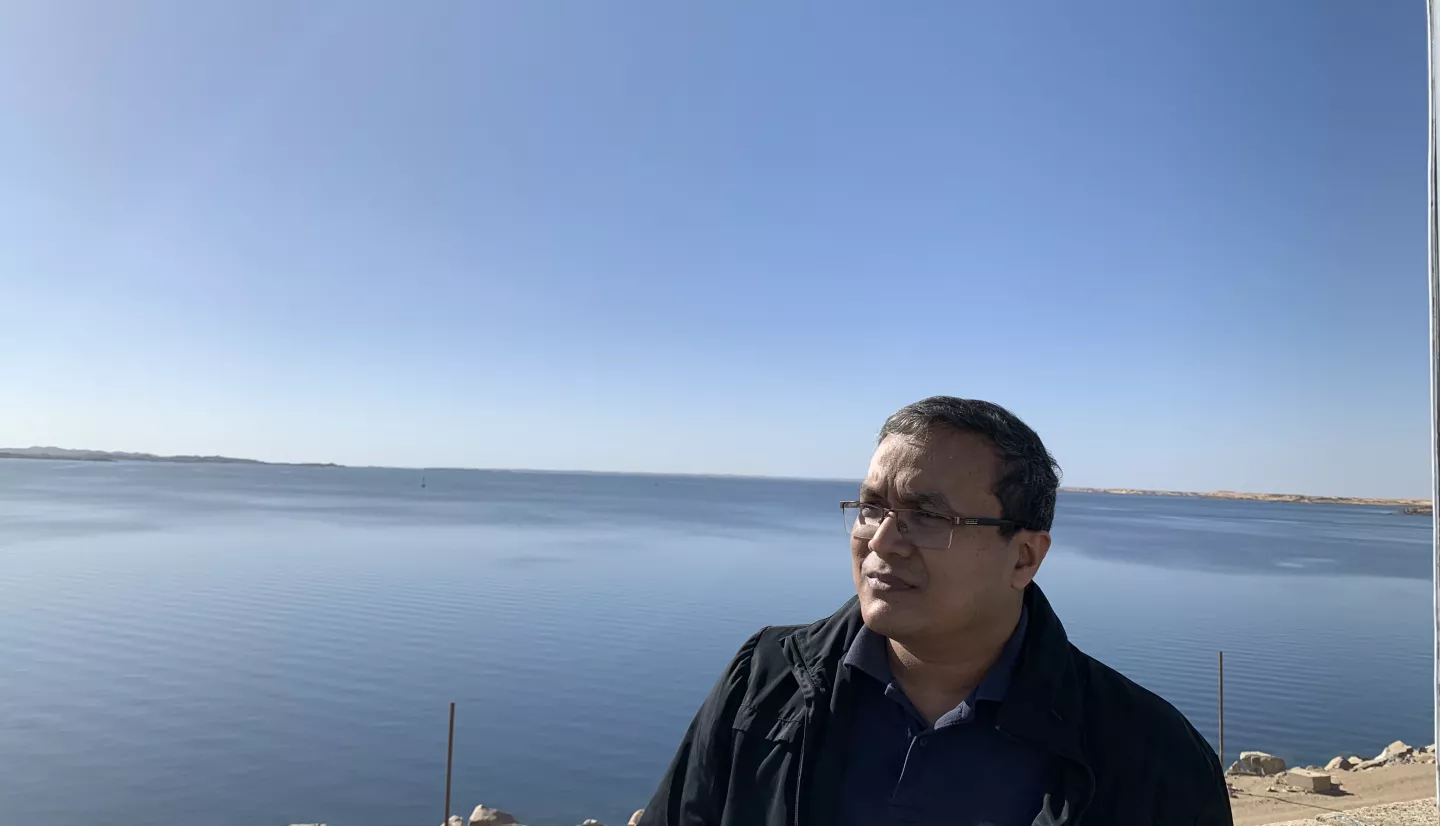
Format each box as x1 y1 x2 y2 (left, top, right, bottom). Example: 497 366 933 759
840 501 1019 550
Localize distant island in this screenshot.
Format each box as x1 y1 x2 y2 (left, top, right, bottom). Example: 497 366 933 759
1063 487 1430 510
0 448 1428 510
0 447 340 468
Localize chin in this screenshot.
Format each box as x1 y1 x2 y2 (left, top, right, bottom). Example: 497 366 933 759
858 591 927 639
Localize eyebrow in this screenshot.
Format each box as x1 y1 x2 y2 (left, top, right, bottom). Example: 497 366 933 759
858 485 955 513
910 491 954 513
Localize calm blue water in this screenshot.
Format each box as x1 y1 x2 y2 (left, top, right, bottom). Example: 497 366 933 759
0 460 1432 826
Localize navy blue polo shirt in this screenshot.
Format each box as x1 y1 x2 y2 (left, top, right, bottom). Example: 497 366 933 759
836 607 1062 826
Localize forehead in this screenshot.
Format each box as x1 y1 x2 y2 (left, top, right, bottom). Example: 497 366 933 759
863 429 1001 508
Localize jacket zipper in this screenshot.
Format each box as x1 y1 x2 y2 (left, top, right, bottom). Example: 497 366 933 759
783 637 823 826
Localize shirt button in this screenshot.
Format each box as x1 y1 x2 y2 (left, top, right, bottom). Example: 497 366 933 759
916 736 929 747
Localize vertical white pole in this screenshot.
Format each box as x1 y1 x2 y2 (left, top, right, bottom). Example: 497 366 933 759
1427 0 1440 809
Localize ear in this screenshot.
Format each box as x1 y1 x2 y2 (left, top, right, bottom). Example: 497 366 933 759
1010 530 1051 590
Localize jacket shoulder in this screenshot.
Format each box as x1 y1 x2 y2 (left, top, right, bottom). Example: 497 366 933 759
707 624 802 705
1071 645 1227 804
1073 645 1216 755
744 623 809 689
723 603 862 723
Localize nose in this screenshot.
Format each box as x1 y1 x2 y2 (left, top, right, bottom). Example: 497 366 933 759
868 512 916 558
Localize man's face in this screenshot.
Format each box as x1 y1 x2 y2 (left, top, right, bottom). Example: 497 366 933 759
851 428 1046 643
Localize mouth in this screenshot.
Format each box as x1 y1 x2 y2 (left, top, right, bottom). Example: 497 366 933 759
864 571 918 592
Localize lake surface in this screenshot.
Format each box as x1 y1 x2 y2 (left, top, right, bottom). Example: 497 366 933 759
0 460 1433 826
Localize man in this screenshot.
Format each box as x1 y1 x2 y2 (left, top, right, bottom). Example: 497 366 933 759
638 396 1232 826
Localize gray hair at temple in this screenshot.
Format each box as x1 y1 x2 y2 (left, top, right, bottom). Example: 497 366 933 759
878 396 1062 537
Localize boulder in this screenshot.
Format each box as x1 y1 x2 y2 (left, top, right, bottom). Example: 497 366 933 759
1383 740 1414 760
628 812 645 826
471 806 520 826
1353 757 1388 771
1324 756 1353 771
579 821 604 826
448 818 465 826
1426 744 1437 753
1283 769 1334 793
1349 755 1363 765
1235 751 1287 776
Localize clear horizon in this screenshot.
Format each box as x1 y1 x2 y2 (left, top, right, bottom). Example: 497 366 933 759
2 2 1430 499
1 445 1430 501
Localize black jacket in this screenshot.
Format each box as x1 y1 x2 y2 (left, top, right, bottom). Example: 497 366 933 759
639 584 1232 826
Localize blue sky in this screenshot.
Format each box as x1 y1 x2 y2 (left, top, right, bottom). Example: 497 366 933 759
1 2 1430 497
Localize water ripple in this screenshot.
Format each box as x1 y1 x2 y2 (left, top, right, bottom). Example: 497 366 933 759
0 462 1431 826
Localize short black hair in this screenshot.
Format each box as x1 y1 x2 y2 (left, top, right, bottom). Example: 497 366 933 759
878 396 1061 536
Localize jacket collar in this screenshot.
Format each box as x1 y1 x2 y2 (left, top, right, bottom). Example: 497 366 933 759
780 582 1085 762
998 584 1086 764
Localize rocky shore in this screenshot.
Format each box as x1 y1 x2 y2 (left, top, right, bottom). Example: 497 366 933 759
435 805 646 826
1226 740 1438 825
292 804 646 826
1228 740 1436 779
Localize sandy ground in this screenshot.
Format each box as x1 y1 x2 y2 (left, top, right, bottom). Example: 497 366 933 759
1258 799 1437 826
1230 763 1436 825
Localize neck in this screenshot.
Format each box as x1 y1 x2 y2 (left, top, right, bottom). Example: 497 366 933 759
886 598 1022 723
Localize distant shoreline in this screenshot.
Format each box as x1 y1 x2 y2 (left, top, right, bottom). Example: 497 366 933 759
0 448 339 468
1 447 1428 509
1062 487 1431 510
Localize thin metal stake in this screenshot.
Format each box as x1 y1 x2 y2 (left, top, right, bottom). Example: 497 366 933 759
445 702 456 825
1428 0 1440 810
1218 651 1225 769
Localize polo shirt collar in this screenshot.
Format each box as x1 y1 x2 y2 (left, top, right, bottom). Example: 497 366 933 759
842 604 1030 706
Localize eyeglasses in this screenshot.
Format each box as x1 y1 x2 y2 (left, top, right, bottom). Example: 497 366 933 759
840 501 1017 550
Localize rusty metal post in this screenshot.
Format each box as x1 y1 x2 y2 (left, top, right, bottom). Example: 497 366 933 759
445 702 456 824
1218 651 1225 769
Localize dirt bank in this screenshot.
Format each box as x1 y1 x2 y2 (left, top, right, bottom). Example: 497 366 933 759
1231 762 1435 825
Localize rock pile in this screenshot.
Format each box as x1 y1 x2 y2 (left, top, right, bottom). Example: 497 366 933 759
468 806 518 825
1225 751 1287 777
1226 741 1437 780
447 806 645 826
1329 741 1435 772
